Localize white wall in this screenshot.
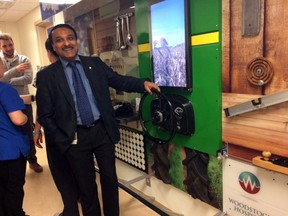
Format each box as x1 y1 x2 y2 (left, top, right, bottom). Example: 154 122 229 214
0 21 21 52
17 6 43 95
15 7 64 95
0 9 42 123
0 7 43 96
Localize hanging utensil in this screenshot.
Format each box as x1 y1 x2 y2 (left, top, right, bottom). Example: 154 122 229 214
120 17 127 50
115 18 121 50
125 15 133 44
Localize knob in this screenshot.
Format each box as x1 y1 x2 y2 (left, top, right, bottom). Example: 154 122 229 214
262 151 271 161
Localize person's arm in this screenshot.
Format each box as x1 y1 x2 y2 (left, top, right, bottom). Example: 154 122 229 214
1 83 28 126
0 57 33 85
9 62 33 85
20 94 35 104
0 66 18 83
34 118 42 132
8 110 27 126
94 57 160 94
33 111 43 148
0 59 4 76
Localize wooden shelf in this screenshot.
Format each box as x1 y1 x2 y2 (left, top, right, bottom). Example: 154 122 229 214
252 156 288 175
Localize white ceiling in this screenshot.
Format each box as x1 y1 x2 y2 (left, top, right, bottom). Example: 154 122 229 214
0 0 40 22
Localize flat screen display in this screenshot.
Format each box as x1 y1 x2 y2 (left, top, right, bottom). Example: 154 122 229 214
150 0 191 91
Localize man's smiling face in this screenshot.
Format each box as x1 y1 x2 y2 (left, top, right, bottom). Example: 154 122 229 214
0 39 15 58
51 27 78 62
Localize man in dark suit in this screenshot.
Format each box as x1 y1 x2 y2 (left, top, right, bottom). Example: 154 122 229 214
36 24 160 216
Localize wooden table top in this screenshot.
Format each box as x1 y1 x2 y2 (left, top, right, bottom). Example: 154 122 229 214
222 93 288 158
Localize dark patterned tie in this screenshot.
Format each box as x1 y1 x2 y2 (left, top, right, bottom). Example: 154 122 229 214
69 61 94 125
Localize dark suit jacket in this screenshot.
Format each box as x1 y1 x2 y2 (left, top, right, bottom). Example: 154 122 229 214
36 55 146 153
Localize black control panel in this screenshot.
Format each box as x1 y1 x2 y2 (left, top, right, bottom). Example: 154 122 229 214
150 94 195 136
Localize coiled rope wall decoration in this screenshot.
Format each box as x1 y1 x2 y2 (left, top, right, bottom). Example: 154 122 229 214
246 57 274 86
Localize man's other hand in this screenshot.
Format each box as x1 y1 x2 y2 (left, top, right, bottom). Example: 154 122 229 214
16 62 30 73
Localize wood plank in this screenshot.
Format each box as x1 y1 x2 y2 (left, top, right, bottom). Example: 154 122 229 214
227 144 261 162
222 126 288 158
265 0 288 94
222 0 231 92
226 0 288 95
223 116 288 133
230 0 264 94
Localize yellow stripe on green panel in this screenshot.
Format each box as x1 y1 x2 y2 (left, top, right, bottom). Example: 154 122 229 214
138 44 150 52
138 31 219 53
191 32 219 46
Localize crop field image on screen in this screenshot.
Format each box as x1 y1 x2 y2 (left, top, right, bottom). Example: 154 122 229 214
150 0 189 89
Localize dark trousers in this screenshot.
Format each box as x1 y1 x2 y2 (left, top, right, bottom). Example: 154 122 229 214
0 155 27 216
23 104 38 164
47 145 80 216
65 119 119 216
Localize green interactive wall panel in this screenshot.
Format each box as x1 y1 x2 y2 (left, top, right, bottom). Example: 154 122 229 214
135 0 222 156
190 0 220 34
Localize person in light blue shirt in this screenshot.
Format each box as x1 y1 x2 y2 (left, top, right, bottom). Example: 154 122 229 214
0 60 30 216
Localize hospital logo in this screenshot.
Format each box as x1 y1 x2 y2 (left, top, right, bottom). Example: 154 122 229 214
238 172 261 194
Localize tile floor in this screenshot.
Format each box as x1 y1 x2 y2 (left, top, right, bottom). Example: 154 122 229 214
23 147 159 216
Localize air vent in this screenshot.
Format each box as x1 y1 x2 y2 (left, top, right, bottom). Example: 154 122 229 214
0 0 15 9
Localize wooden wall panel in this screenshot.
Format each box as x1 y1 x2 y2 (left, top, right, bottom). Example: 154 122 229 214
223 0 288 95
230 0 265 94
222 0 231 92
222 1 288 161
264 0 288 94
